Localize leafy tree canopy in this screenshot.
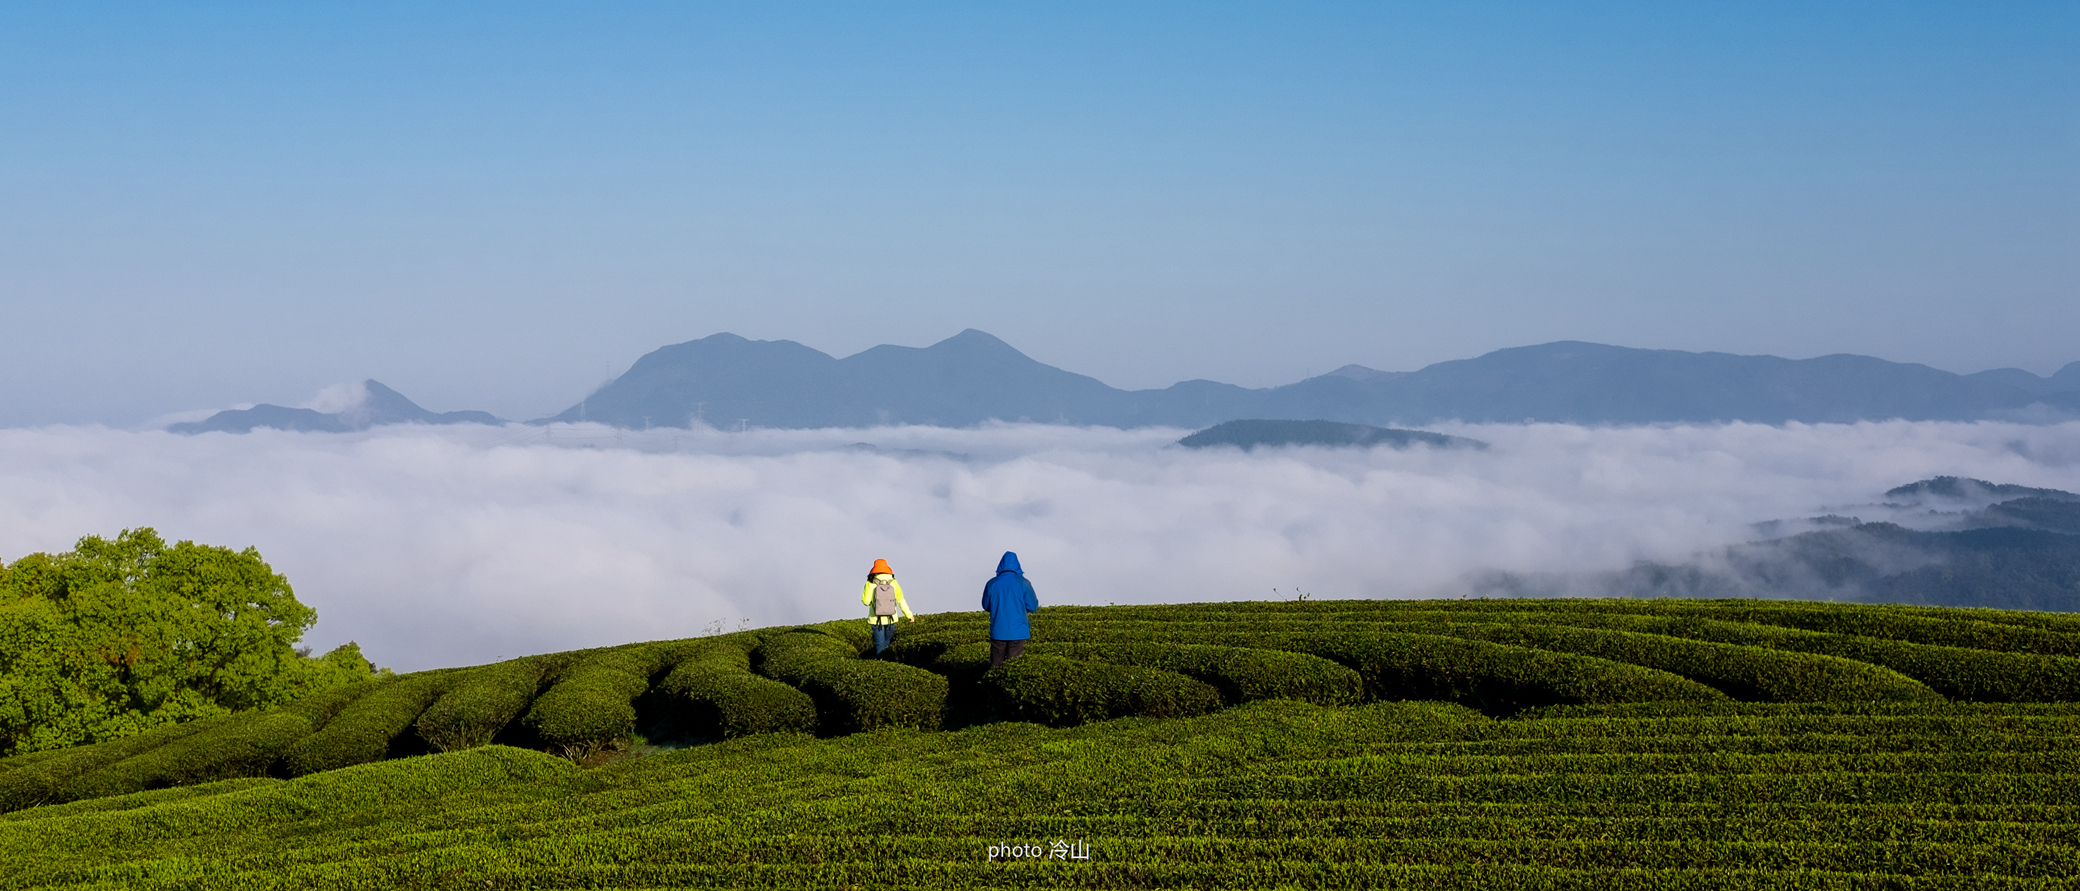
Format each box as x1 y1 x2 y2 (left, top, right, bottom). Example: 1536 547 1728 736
0 528 377 756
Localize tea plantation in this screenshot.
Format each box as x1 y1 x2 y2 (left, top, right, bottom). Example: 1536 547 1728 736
5 598 2080 889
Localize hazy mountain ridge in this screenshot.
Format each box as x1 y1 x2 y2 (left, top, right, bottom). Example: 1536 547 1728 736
170 381 501 434
172 332 2080 433
547 331 2080 430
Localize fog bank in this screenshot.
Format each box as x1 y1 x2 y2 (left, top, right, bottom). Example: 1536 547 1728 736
1 420 2075 670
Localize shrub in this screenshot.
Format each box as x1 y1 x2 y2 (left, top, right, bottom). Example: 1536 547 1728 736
1035 642 1362 706
414 658 551 753
927 641 993 681
888 627 988 667
0 717 229 813
280 672 458 776
1525 611 2080 703
1261 632 1728 716
1685 605 2080 657
1369 621 1942 703
56 709 315 802
983 654 1222 726
523 643 701 760
753 629 946 734
652 639 818 739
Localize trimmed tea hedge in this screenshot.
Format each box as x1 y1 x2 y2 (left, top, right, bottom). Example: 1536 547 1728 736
947 621 1727 714
281 672 458 776
1366 621 1942 703
56 710 314 802
7 598 2080 888
1389 609 2080 703
414 657 553 753
0 718 230 813
1266 632 1728 715
653 638 818 739
522 643 693 761
1034 642 1362 706
753 629 947 733
984 654 1223 726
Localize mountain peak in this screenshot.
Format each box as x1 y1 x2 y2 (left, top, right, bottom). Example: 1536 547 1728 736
171 381 500 434
929 329 1021 354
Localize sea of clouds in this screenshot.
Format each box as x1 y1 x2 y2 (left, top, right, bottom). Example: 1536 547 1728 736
2 420 2077 671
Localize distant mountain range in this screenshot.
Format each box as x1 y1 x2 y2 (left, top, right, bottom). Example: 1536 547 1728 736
172 330 2080 433
169 381 501 434
540 330 2080 429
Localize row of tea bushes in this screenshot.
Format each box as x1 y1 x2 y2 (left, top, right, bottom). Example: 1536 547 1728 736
414 657 559 753
523 643 698 761
11 698 2080 888
751 628 947 733
1355 621 1940 703
903 620 1729 716
1033 641 1363 706
1378 608 2080 703
0 718 229 812
0 680 380 812
651 636 817 739
17 596 2080 815
986 652 1221 725
280 671 458 776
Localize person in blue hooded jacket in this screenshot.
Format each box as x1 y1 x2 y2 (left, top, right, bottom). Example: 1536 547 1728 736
980 551 1040 669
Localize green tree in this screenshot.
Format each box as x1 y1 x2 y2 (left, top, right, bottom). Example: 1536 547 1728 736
0 528 377 756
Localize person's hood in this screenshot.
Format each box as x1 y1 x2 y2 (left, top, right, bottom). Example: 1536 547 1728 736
995 551 1023 574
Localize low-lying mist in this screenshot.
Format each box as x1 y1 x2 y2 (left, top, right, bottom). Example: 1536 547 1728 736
2 420 2076 671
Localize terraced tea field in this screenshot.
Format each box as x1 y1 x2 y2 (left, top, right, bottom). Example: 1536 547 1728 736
4 598 2080 889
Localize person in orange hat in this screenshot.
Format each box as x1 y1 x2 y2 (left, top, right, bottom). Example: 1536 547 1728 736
861 558 915 655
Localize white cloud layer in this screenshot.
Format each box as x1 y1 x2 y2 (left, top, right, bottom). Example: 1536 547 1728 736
2 420 2077 671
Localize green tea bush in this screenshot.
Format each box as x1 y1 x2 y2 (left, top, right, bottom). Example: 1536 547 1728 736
887 626 989 666
1035 642 1362 706
653 639 818 739
0 717 228 813
1430 609 2080 703
753 629 947 733
1372 621 1941 703
1265 632 1727 715
1673 605 2080 657
413 658 551 753
984 654 1223 726
922 641 997 723
0 680 376 810
56 709 314 802
280 672 457 776
521 645 683 761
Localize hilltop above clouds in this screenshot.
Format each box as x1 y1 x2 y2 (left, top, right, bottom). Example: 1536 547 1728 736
541 331 2078 430
170 380 501 434
170 332 2080 434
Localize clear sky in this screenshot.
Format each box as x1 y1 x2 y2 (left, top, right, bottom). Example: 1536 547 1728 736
3 1 2074 426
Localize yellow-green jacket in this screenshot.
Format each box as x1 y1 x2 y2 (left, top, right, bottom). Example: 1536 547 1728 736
862 578 914 625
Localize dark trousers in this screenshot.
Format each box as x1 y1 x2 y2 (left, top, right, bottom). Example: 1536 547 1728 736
873 622 896 654
989 638 1026 669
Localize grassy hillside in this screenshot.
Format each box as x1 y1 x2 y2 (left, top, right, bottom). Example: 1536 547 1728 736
5 598 2080 889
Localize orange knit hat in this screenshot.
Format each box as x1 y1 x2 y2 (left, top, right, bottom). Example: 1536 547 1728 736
870 559 893 576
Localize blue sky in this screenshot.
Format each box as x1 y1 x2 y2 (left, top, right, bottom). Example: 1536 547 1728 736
3 1 2073 425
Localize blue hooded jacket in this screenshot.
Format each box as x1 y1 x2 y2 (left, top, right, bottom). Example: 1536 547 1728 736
980 551 1040 641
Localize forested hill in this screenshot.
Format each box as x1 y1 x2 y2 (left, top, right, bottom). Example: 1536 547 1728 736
543 331 2080 430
